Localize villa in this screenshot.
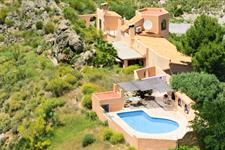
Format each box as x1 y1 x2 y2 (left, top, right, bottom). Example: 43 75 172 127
79 3 192 74
92 66 195 150
80 3 195 150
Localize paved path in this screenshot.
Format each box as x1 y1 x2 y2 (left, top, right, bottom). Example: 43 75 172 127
170 16 225 34
169 23 191 34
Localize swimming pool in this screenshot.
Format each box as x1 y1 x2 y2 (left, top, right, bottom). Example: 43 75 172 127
117 110 179 134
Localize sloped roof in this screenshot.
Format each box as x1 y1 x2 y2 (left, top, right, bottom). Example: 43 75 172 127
113 41 143 60
136 36 191 65
121 15 144 32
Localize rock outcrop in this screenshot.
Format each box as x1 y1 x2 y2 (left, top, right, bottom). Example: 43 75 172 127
0 0 91 66
74 50 96 69
50 20 84 63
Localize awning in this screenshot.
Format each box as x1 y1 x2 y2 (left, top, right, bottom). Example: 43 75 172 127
113 41 143 60
118 82 139 92
118 77 172 93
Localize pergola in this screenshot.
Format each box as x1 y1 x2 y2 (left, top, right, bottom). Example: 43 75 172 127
118 77 172 93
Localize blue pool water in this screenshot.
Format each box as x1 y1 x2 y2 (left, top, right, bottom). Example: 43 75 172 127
117 110 179 134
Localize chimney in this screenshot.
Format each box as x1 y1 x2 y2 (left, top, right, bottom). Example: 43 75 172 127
100 3 108 11
129 24 135 47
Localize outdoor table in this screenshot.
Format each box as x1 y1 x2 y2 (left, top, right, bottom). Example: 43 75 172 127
128 97 141 104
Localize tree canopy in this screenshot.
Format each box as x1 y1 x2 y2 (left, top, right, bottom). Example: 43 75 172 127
170 15 225 81
90 40 117 67
171 72 221 109
192 42 225 81
170 145 199 150
180 15 224 56
171 72 225 150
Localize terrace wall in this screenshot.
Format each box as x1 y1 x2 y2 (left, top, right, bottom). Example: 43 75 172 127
79 14 96 27
92 89 124 121
108 118 177 150
134 66 170 83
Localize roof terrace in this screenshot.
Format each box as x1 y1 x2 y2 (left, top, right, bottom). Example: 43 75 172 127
93 91 121 100
137 8 168 16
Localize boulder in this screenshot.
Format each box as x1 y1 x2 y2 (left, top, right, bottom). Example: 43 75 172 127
52 20 84 63
74 50 95 69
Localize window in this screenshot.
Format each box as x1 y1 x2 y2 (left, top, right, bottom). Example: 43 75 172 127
171 92 175 100
101 104 109 112
90 16 96 22
161 19 166 30
178 98 182 107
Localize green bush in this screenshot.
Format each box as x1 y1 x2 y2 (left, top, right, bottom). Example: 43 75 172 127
63 7 78 23
62 0 96 14
170 145 199 150
82 134 95 147
81 95 92 109
4 18 13 26
0 34 4 42
47 78 72 97
85 111 97 121
36 21 43 30
122 65 140 74
63 74 77 85
0 113 10 133
91 40 117 67
55 0 60 4
0 7 8 23
128 147 136 150
81 83 100 95
103 128 113 141
101 120 108 126
44 21 55 34
110 132 124 144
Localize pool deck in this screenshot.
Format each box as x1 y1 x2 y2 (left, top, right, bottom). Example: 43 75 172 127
107 108 191 140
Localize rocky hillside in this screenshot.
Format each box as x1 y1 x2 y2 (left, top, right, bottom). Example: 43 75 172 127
0 0 99 68
0 0 118 149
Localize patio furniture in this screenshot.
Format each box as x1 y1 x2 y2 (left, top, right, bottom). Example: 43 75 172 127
145 95 155 101
128 96 141 104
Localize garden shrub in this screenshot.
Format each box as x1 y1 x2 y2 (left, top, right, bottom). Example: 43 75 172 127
85 111 97 121
36 21 43 30
122 65 140 74
44 21 55 34
82 134 95 147
81 83 100 95
81 95 92 109
101 120 108 126
103 128 113 141
110 132 124 144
